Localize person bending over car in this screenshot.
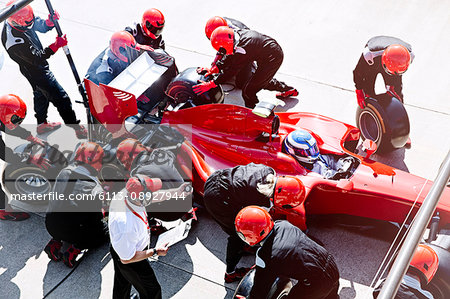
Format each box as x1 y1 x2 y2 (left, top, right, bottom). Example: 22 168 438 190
235 206 340 299
194 26 298 108
353 36 413 108
125 8 165 51
283 129 358 180
1 2 86 138
0 94 49 221
203 163 305 282
44 142 109 268
85 31 152 85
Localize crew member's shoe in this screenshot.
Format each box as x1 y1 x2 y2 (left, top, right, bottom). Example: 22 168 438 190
0 210 30 221
181 207 198 222
44 239 63 261
62 244 81 268
224 267 252 283
276 88 299 99
74 125 88 139
37 122 62 135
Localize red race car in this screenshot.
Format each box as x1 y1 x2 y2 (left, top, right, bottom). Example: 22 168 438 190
84 51 450 231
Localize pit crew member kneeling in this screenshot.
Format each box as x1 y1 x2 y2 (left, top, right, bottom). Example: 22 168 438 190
235 206 340 299
284 129 358 180
194 26 298 108
203 163 305 282
44 142 109 268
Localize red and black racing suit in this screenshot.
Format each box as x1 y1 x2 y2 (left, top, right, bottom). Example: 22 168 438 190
353 36 413 101
203 163 275 273
250 220 340 299
124 23 165 50
214 29 293 108
85 48 129 85
1 19 80 124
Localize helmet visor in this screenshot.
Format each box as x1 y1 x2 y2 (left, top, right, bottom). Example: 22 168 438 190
10 114 24 126
145 21 164 38
293 143 319 159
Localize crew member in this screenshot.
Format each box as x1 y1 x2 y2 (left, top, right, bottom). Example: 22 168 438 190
235 206 340 299
125 8 165 51
1 2 87 138
116 138 194 228
373 244 438 299
194 26 298 108
283 129 357 180
0 94 49 221
108 175 169 299
86 31 140 85
353 36 414 108
44 142 108 267
203 163 305 282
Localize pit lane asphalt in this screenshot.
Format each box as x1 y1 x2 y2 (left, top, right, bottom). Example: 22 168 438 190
0 0 449 298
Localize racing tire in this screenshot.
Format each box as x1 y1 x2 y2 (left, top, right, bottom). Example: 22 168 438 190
233 268 293 299
356 94 409 154
2 165 54 205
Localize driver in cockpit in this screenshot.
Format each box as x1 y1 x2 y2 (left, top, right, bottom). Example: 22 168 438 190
283 129 357 180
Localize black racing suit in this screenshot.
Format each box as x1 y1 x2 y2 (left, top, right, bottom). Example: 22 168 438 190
250 221 340 299
124 23 165 50
1 20 79 124
373 275 434 299
45 164 108 249
130 149 189 221
85 48 129 85
0 122 33 209
203 163 275 272
353 36 413 101
214 29 292 108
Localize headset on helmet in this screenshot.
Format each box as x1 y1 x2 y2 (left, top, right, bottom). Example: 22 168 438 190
116 138 147 171
409 244 439 285
381 44 411 76
0 94 27 130
142 8 165 39
205 16 228 40
110 31 137 63
283 129 320 164
74 142 104 171
272 176 305 209
6 1 34 30
235 206 274 246
126 174 162 206
210 26 234 55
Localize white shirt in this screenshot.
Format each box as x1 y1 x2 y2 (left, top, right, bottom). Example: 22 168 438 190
108 191 150 261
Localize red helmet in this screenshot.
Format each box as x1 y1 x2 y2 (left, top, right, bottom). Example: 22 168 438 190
381 44 411 75
142 8 165 39
126 175 162 206
74 142 104 171
235 206 274 246
6 1 34 29
110 31 136 63
409 244 439 284
0 94 27 130
116 138 147 170
273 176 305 209
210 26 234 55
205 16 228 40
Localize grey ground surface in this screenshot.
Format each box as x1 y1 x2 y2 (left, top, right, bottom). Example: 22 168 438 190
0 0 449 298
